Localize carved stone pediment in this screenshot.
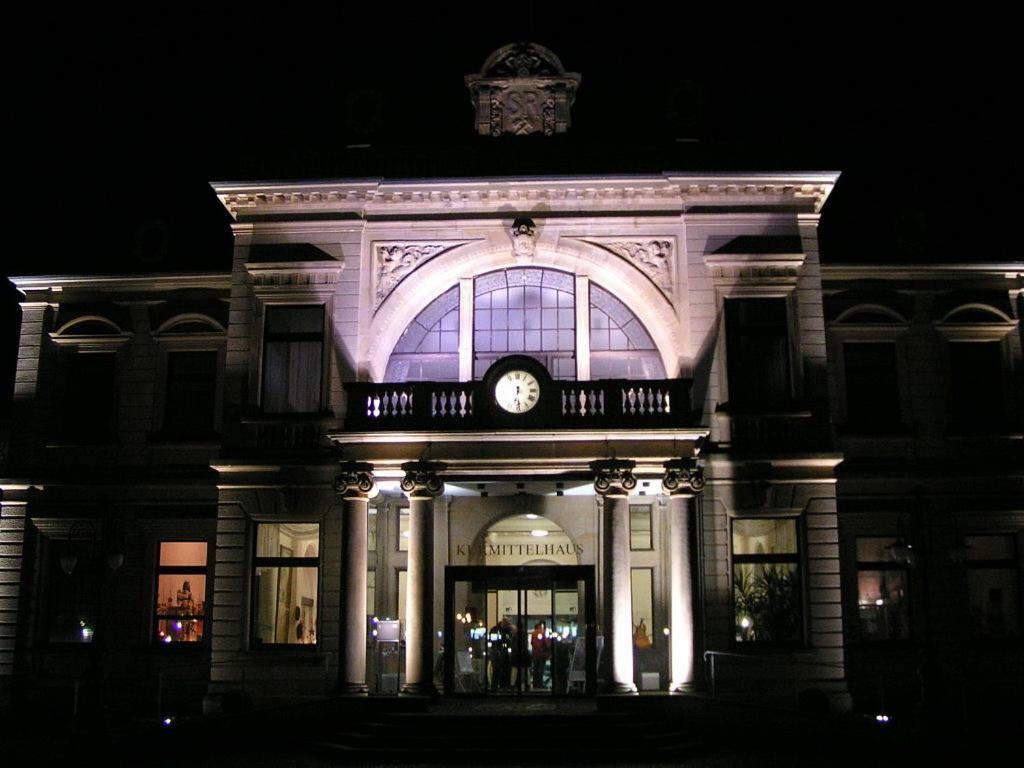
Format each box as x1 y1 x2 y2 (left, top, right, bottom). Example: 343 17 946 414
578 238 675 296
373 242 469 309
465 43 580 137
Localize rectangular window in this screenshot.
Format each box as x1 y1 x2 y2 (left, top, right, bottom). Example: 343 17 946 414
62 352 117 442
398 568 407 639
725 298 791 410
155 542 208 644
367 569 376 619
855 537 910 641
843 343 901 429
949 342 1005 431
398 507 410 552
629 505 653 551
631 568 654 648
262 306 324 413
163 351 218 439
367 507 377 552
966 535 1020 637
48 542 99 644
732 518 802 644
253 523 320 646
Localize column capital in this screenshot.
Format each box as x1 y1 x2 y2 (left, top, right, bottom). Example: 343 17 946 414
590 459 637 497
333 461 377 499
661 458 705 497
400 460 446 498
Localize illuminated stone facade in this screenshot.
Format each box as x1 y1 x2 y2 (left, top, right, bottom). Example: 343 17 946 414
1 174 1021 726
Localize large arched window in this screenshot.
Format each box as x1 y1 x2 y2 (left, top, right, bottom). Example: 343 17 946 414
384 268 664 382
384 286 459 382
474 268 576 379
589 284 665 379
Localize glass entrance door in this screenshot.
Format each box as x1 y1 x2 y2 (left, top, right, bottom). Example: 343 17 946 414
444 565 596 696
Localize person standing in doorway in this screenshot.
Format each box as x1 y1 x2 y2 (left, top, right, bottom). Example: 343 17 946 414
530 621 551 690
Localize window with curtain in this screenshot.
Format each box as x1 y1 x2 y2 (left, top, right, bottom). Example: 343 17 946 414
725 298 791 410
843 342 901 430
163 351 218 439
261 306 324 413
948 342 1006 431
253 523 320 646
732 518 802 644
62 352 117 442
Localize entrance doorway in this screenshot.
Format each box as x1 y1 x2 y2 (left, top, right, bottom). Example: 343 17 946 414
444 565 597 696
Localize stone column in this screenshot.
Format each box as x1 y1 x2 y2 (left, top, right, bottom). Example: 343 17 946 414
400 461 445 696
592 459 638 694
662 459 705 692
333 462 377 695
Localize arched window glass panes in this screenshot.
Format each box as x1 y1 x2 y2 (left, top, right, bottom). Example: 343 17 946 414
589 283 665 379
384 286 459 382
473 268 576 380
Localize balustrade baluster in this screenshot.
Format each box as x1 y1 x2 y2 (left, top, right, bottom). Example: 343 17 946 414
458 390 467 417
598 389 605 415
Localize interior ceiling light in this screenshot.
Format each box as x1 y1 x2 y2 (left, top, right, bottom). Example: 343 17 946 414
530 529 549 538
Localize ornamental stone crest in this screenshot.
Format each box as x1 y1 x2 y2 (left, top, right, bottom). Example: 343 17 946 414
509 218 537 262
661 458 705 496
590 459 638 496
400 461 446 498
374 242 459 309
466 43 580 137
333 462 377 498
584 239 673 294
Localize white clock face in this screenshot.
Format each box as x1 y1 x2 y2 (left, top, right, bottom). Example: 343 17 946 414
494 370 540 413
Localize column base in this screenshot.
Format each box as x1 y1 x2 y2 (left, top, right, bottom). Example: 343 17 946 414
669 681 698 694
604 681 639 695
336 682 369 696
401 682 437 697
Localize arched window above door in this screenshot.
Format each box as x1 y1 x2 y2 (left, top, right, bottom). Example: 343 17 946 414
383 268 665 382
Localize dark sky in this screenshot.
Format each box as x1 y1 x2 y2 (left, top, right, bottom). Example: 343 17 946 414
2 9 1014 414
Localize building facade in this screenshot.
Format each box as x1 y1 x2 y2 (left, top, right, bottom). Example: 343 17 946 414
1 172 1021 727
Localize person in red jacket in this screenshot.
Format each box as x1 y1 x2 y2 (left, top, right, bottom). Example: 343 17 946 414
530 621 551 690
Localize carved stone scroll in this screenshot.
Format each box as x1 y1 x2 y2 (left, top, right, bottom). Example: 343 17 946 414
584 239 673 294
374 243 462 309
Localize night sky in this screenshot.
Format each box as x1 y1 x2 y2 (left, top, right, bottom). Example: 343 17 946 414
3 10 1013 416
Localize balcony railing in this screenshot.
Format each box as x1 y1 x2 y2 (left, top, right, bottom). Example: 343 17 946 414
344 378 693 432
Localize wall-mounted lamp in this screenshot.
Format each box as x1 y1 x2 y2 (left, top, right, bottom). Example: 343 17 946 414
59 519 125 575
886 512 916 567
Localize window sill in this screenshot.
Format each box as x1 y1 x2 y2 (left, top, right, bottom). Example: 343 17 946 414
242 411 335 423
838 425 914 438
147 642 210 653
241 647 328 663
148 432 222 446
715 404 813 418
